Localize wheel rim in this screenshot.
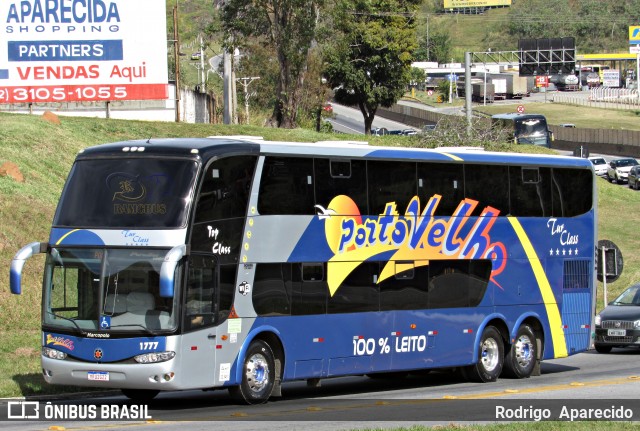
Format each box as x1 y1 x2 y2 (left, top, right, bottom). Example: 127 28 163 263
245 353 270 393
480 337 500 372
514 334 534 369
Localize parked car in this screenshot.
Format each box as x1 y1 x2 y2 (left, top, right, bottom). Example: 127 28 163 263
371 127 388 136
588 156 608 177
594 283 640 353
423 124 437 132
628 165 640 190
402 129 418 136
606 157 639 183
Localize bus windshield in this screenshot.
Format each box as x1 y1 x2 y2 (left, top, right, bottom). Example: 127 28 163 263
513 118 549 145
43 248 179 334
53 158 198 228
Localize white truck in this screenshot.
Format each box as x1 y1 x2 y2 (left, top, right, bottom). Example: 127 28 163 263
490 73 530 99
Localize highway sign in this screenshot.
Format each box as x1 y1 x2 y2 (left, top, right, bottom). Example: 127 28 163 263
516 105 525 114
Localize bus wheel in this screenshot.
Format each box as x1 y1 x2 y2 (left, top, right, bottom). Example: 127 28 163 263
503 324 537 378
464 326 503 383
230 340 275 404
121 389 159 402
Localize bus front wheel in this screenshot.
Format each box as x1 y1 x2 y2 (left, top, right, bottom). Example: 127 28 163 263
464 325 504 383
229 340 276 404
503 324 537 378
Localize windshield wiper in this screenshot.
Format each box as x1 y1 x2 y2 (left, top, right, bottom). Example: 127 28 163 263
109 324 156 336
46 312 87 336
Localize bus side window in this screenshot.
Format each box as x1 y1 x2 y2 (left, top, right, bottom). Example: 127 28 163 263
428 260 490 309
291 263 327 315
328 262 378 314
465 164 509 216
509 167 551 217
184 256 216 330
418 162 464 215
368 161 417 214
258 157 315 215
380 261 429 311
253 264 291 316
194 156 257 223
314 158 367 211
551 168 593 217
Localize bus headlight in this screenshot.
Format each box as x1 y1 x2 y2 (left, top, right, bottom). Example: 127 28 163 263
134 351 176 364
42 347 67 360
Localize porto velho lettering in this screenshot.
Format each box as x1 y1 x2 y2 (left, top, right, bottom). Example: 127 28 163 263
6 0 121 24
337 194 507 263
324 194 508 293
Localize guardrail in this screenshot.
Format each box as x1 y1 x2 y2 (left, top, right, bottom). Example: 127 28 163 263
553 88 640 110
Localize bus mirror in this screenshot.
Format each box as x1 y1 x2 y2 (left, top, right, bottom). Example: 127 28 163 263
10 242 46 295
160 244 187 298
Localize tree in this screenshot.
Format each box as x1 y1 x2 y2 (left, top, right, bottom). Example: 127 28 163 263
323 0 421 135
222 0 325 128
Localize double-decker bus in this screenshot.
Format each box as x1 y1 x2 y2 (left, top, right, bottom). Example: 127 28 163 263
10 137 596 404
491 114 554 148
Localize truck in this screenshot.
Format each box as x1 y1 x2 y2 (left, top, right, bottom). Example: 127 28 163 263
490 73 530 99
472 82 494 103
554 74 580 91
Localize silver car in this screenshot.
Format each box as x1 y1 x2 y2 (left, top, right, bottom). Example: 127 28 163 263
607 157 639 183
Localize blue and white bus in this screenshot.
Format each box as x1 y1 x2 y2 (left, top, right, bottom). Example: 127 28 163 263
10 137 596 404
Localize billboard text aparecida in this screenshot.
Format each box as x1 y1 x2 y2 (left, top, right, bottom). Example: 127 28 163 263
0 0 168 103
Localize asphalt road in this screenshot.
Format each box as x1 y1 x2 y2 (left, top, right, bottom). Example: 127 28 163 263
2 348 639 430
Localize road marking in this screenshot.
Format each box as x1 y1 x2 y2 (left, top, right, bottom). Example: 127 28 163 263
443 376 639 400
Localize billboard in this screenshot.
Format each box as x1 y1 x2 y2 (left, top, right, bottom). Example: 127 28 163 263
444 0 512 8
0 0 168 104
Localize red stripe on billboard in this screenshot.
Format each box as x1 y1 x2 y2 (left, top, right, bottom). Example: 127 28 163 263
0 84 168 103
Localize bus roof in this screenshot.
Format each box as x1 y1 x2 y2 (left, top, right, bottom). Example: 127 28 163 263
77 136 591 169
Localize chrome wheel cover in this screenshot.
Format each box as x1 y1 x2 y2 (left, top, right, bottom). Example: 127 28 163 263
514 334 534 369
480 337 500 372
245 353 270 393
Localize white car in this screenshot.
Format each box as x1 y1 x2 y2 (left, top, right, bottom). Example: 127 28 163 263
588 156 608 177
606 157 639 183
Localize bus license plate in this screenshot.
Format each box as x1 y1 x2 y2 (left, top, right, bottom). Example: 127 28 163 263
88 371 109 381
607 329 626 337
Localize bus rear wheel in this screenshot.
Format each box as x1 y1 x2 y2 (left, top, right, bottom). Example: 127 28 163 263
503 324 537 378
121 389 159 402
229 340 276 404
464 325 504 383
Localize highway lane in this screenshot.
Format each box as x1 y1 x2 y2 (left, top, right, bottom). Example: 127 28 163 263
326 103 419 135
2 348 639 430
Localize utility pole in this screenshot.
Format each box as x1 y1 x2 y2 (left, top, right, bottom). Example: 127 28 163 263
199 35 205 93
223 49 232 124
173 2 181 122
236 77 260 124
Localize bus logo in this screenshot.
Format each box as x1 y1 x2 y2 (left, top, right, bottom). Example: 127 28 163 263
320 194 507 296
94 349 104 361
